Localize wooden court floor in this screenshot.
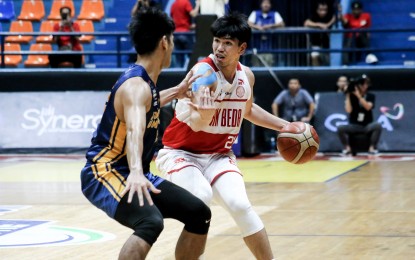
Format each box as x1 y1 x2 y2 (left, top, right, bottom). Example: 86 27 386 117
1 153 415 260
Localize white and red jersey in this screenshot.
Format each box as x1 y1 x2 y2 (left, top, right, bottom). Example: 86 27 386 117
162 54 251 154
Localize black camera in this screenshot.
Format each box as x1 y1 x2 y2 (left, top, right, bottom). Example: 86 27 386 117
346 78 358 93
61 13 68 20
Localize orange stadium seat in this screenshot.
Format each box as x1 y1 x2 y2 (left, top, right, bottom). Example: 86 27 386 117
76 19 94 43
5 20 33 43
48 0 75 20
36 20 56 43
18 0 45 21
0 43 22 67
77 0 105 21
24 43 52 67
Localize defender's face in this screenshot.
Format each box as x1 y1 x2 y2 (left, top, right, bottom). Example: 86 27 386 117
212 36 245 67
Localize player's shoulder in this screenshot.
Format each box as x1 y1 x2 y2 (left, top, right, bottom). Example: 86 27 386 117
241 64 255 85
118 77 151 101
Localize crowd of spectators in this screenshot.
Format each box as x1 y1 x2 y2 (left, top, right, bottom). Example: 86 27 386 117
161 0 375 68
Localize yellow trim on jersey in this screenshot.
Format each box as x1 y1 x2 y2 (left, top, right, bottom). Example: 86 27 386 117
91 164 122 201
93 117 127 163
90 116 128 201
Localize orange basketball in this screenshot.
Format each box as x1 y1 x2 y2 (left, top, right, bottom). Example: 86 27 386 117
277 122 320 164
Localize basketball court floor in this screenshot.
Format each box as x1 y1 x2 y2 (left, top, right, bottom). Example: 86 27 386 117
1 153 415 259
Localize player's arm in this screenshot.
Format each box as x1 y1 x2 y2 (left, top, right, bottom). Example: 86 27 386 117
116 78 161 206
243 66 289 131
159 70 201 107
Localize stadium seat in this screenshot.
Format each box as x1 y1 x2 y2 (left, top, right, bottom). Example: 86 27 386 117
24 43 52 67
77 0 105 21
36 20 56 43
48 0 75 20
18 0 45 21
0 0 15 21
5 20 33 44
76 19 94 43
0 43 22 67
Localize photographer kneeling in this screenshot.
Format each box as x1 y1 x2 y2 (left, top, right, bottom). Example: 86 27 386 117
337 74 382 155
49 7 82 68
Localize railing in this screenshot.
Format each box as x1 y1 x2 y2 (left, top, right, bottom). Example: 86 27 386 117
1 28 415 68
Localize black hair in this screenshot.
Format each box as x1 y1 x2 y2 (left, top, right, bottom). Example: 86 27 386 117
129 7 175 55
60 6 71 14
351 1 362 9
210 12 251 46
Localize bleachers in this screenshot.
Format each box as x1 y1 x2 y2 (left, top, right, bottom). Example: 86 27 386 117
0 0 109 68
0 0 414 68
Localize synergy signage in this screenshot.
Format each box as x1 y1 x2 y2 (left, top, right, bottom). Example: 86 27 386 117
0 91 108 149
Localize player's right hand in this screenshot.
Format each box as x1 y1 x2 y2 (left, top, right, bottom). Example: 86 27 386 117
121 172 161 206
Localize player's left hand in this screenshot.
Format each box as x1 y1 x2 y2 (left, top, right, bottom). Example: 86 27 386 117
176 70 202 99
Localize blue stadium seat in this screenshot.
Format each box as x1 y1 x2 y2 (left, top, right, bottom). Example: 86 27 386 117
0 0 15 21
362 0 415 65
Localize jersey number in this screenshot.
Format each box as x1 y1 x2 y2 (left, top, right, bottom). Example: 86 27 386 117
224 136 237 149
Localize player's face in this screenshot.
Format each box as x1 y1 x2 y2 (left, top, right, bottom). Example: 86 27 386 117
212 37 246 67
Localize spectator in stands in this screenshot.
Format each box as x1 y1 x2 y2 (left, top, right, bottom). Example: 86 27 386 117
131 0 159 16
170 0 200 68
337 74 382 155
304 1 335 66
271 78 315 123
248 0 285 67
49 6 82 68
339 1 373 65
199 0 228 18
336 74 349 93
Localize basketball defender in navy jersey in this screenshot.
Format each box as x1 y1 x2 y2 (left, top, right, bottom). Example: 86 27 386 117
80 8 210 260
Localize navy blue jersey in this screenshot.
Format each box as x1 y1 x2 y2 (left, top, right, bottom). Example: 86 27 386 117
81 64 164 217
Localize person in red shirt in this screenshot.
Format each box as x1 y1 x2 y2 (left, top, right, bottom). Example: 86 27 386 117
170 0 200 67
49 6 82 68
339 1 372 65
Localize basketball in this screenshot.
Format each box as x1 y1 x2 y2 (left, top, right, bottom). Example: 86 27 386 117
191 62 218 93
277 122 320 164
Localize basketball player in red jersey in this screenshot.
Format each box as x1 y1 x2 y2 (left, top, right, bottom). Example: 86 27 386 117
156 12 290 259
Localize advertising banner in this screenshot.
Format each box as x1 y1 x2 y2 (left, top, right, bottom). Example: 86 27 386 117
313 91 415 152
0 91 108 149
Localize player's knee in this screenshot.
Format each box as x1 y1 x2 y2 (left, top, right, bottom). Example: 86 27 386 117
183 182 213 206
195 187 213 206
133 215 164 246
184 201 211 235
226 196 251 216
